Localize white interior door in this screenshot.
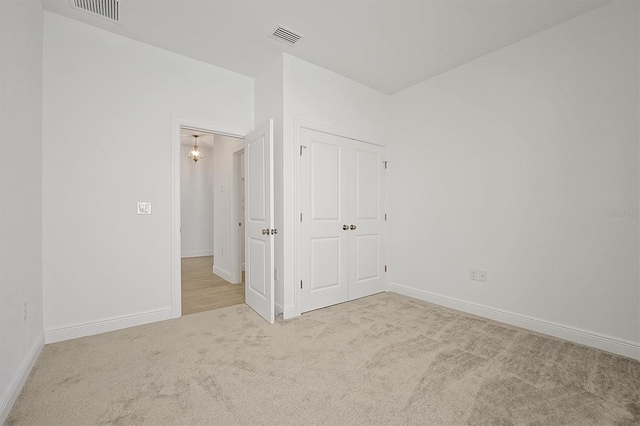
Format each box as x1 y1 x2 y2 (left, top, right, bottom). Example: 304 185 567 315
239 152 245 271
300 129 350 313
348 141 386 300
300 128 386 313
245 120 274 324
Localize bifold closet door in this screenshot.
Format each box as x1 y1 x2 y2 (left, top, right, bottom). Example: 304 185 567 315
300 129 350 313
300 128 386 313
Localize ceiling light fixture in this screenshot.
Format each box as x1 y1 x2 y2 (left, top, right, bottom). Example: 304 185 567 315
188 135 204 163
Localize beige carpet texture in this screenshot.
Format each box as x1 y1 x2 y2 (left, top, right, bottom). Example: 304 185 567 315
6 293 640 425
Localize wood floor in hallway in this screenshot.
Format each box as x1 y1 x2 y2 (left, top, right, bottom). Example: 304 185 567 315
181 256 245 316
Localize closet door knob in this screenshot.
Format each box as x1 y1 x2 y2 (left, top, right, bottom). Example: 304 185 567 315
350 225 357 230
262 229 268 235
342 225 349 230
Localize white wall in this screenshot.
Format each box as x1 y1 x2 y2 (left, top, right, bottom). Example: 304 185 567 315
180 144 214 258
282 54 391 317
42 12 253 342
254 54 391 316
0 0 45 421
389 0 640 358
212 134 244 282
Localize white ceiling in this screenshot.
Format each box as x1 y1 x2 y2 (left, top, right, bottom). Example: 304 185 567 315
41 0 611 94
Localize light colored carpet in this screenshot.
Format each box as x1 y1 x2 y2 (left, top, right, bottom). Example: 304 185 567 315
6 293 640 425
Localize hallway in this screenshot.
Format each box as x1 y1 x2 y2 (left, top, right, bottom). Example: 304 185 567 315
181 256 245 315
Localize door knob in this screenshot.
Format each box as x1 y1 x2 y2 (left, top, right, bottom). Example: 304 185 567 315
350 224 357 230
262 229 268 235
342 225 349 230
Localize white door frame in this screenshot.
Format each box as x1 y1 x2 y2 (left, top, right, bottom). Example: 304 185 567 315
229 142 245 285
170 116 247 318
293 118 387 318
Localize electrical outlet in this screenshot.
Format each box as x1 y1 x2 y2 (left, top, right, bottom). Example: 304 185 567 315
469 269 478 281
479 270 488 282
23 302 27 322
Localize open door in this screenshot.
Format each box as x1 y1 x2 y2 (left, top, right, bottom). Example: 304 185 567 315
244 120 275 324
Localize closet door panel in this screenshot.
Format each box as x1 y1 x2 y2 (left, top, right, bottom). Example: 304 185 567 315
354 149 380 220
349 142 386 300
300 129 350 313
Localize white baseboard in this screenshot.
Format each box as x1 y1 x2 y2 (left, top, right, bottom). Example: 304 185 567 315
212 265 232 283
181 250 214 258
45 308 173 344
388 283 640 361
282 305 297 320
274 303 296 318
1 332 44 424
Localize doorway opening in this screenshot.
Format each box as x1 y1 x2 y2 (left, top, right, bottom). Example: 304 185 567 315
171 117 275 323
179 126 246 316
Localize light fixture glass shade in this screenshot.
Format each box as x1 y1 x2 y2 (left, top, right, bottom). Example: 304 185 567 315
188 135 204 163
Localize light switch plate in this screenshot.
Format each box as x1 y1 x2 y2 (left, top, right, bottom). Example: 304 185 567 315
137 202 152 215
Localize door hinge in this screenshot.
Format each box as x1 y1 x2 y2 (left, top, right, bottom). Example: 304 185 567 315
300 280 303 289
385 213 387 221
300 145 307 156
300 213 302 222
385 265 388 272
384 161 388 169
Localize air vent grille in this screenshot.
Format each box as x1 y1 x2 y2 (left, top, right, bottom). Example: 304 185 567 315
271 26 304 46
71 0 120 22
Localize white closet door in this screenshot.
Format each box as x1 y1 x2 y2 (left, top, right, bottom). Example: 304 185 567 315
300 128 350 313
300 128 387 313
348 141 386 300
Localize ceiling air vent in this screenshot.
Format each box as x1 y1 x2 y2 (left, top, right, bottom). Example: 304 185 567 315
270 25 304 46
71 0 120 23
